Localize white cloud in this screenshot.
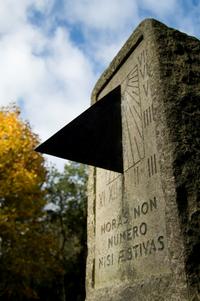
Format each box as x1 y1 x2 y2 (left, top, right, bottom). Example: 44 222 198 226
0 0 96 170
26 27 94 138
62 0 142 70
0 0 29 34
174 2 200 38
0 28 45 105
92 38 125 67
33 0 54 12
138 0 177 16
65 0 139 31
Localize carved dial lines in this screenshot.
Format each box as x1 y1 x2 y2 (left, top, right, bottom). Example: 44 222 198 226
126 66 140 103
105 170 121 185
122 65 145 171
122 103 135 168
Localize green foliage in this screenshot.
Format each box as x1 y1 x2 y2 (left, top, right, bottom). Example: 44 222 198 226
0 105 88 301
0 105 63 300
46 162 88 301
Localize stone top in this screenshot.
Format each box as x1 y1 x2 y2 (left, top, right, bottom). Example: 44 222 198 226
91 18 199 104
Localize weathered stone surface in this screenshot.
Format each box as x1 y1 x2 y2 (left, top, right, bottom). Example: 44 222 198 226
86 19 200 301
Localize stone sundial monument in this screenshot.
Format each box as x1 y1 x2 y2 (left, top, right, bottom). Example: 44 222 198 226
36 19 200 301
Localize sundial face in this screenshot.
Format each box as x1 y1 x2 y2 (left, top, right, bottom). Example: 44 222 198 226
94 42 169 287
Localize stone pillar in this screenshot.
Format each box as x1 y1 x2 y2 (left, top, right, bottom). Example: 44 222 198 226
86 19 200 301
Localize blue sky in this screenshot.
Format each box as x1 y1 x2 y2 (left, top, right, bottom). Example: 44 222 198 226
0 0 199 169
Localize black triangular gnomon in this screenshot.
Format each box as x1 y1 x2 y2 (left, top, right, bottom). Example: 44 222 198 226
35 85 123 173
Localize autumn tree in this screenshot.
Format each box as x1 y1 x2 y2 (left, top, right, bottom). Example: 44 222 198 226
0 105 63 301
46 162 88 301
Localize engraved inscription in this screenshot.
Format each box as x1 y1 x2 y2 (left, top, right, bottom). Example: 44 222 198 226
97 179 121 209
143 105 154 128
147 154 157 177
138 49 152 100
134 166 139 185
118 235 164 263
96 195 166 276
